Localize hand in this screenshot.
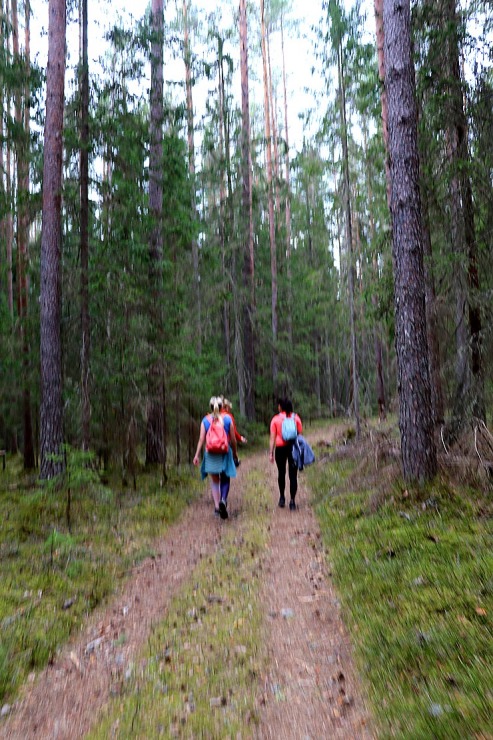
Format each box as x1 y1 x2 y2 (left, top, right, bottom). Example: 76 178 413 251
234 457 240 467
269 452 274 463
241 436 247 444
193 454 200 466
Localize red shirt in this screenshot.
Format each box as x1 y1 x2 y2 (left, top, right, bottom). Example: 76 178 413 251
270 412 302 447
221 410 243 442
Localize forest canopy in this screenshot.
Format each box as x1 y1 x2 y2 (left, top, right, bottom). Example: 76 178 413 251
0 0 492 483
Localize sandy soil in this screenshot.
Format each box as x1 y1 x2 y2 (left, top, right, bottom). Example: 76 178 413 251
1 427 374 739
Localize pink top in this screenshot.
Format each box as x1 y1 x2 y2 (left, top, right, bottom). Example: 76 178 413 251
270 412 302 447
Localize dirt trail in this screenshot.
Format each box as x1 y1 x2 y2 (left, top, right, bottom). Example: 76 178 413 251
1 428 373 739
257 435 373 738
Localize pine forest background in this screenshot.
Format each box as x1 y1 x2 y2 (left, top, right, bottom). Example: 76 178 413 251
1 0 492 481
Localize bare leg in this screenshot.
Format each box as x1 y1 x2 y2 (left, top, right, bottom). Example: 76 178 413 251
210 474 220 509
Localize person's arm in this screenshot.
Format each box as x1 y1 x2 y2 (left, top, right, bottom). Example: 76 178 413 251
269 421 276 463
296 413 303 435
229 423 238 461
193 422 206 466
231 414 247 444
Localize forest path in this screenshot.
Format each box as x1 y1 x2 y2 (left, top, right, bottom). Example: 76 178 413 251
1 426 373 739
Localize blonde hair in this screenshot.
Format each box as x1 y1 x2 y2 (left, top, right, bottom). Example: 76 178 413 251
223 398 233 411
209 395 223 419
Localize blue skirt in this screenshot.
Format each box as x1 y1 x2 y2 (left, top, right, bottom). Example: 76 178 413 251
200 447 237 480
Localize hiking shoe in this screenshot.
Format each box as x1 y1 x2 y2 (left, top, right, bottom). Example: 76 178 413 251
219 500 228 520
278 496 286 508
289 499 296 511
214 508 220 518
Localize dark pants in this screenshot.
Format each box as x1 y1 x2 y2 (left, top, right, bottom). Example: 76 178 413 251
275 445 297 500
220 472 230 503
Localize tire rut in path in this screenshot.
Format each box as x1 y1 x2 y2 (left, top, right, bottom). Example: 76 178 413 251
255 435 373 739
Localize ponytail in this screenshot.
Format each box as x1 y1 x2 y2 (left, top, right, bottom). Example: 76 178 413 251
209 395 223 420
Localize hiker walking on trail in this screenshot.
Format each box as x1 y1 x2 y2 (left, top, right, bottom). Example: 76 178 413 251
220 398 244 509
269 397 302 510
193 396 238 519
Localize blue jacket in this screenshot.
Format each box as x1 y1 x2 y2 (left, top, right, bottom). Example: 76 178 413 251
291 434 315 471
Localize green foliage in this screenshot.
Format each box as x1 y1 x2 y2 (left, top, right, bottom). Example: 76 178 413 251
308 447 493 738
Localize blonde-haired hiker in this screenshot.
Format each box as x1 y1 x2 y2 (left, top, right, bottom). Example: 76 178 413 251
193 396 238 519
220 397 245 509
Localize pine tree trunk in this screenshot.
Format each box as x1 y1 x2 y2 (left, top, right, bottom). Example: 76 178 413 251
260 0 278 385
40 0 66 479
267 30 281 216
363 123 386 420
11 0 34 469
337 41 360 440
421 182 445 426
239 0 255 420
374 0 391 205
217 35 231 378
4 0 14 320
280 12 293 345
383 0 437 483
183 0 201 355
80 0 91 451
6 132 13 319
441 0 485 433
146 0 165 466
0 0 5 312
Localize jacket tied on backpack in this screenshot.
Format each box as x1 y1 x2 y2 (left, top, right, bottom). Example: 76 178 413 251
291 434 315 471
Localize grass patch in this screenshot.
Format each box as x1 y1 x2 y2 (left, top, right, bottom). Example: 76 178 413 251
91 470 270 739
308 447 493 739
0 451 201 703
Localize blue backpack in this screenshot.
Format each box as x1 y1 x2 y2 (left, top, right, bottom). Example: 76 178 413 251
281 414 298 442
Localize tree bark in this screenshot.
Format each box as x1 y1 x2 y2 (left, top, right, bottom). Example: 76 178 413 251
280 11 293 345
239 0 255 420
337 39 360 440
362 123 387 420
80 0 91 451
183 0 201 355
217 34 231 378
146 0 166 466
374 0 391 205
441 0 485 434
261 0 278 385
11 0 35 469
383 0 437 483
40 0 66 479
